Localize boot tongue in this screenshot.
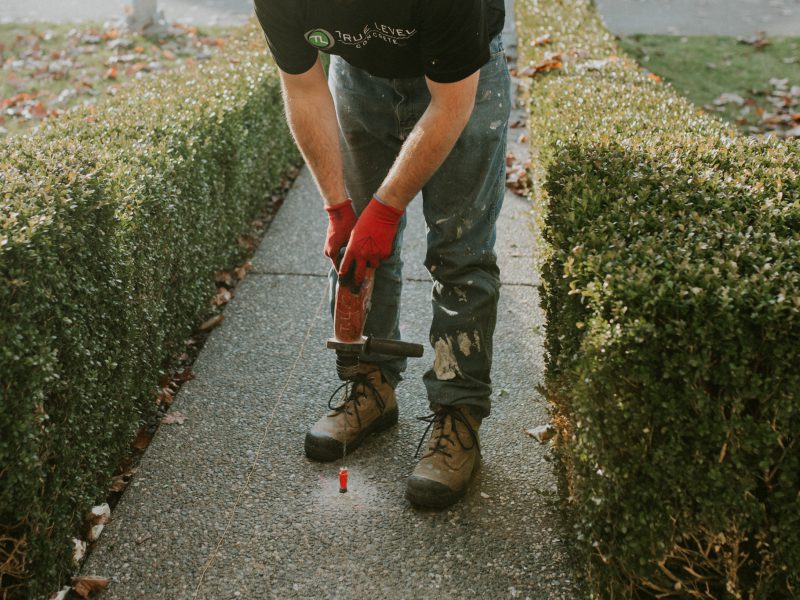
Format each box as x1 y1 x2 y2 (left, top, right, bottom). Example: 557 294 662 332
423 410 456 457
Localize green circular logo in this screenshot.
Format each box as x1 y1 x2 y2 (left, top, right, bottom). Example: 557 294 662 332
305 29 334 50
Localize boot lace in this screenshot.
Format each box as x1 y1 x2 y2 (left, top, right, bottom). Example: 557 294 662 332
327 372 386 429
414 407 479 459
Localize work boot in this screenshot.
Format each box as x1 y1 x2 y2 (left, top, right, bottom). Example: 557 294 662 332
405 405 481 509
304 362 397 462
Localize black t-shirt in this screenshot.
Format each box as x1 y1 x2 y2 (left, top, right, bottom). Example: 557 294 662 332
254 0 506 83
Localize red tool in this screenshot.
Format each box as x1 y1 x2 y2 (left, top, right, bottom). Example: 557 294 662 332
326 267 424 492
328 268 424 381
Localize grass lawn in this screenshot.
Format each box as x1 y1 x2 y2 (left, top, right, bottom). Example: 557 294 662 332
619 34 800 137
0 21 233 137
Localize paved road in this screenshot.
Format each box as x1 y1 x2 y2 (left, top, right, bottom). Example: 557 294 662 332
595 0 800 36
4 0 800 35
82 3 584 598
0 0 252 25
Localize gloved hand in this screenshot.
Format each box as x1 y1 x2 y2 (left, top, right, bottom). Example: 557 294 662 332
339 197 404 289
324 199 358 268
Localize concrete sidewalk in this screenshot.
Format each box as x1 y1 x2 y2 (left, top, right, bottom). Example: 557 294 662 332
0 0 252 25
4 0 798 36
82 3 582 599
595 0 800 36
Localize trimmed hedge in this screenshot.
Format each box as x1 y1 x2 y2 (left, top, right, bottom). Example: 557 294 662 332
517 1 800 597
0 23 299 598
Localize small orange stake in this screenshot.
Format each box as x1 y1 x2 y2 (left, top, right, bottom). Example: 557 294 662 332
339 467 349 494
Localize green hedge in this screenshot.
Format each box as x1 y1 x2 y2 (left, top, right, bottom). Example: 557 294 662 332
517 1 800 597
0 23 299 598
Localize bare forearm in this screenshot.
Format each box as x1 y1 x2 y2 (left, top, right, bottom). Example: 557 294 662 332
377 72 479 210
280 60 348 208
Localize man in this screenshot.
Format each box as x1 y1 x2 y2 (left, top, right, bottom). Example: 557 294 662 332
254 0 510 509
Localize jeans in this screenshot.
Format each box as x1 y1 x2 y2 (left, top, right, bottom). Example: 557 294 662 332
327 34 511 419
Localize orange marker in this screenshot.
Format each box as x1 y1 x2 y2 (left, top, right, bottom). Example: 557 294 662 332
339 467 348 493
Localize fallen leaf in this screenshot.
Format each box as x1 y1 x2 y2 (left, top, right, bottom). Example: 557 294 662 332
174 368 194 382
87 504 111 542
157 386 174 406
215 270 235 287
578 57 618 71
200 313 224 331
238 234 257 250
211 287 232 306
529 34 552 47
71 576 110 599
739 32 770 49
525 424 557 444
162 410 187 425
109 468 137 492
72 538 87 563
647 73 663 82
518 53 563 77
506 158 532 195
713 92 745 106
234 260 254 280
51 586 72 600
104 66 117 79
132 428 153 450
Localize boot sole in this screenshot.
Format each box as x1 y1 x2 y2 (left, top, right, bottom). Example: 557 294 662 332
304 406 399 462
405 458 481 509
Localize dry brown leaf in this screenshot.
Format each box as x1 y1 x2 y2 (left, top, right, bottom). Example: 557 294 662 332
200 313 224 331
132 428 153 450
157 386 174 407
647 73 663 83
518 54 563 77
529 34 552 47
215 270 236 287
506 157 532 195
161 410 187 425
238 234 257 250
71 575 110 599
174 368 194 382
104 66 117 79
211 287 232 306
109 468 137 492
234 261 253 280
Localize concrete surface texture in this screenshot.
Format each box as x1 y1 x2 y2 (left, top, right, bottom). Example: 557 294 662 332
0 0 253 25
82 3 584 599
4 0 798 36
595 0 800 36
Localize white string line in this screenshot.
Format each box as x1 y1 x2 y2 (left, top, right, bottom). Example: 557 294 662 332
193 287 328 599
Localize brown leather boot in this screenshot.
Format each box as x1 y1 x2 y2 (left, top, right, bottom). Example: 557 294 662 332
304 362 398 462
405 405 481 509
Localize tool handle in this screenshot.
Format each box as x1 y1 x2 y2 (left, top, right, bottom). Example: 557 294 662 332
365 337 424 358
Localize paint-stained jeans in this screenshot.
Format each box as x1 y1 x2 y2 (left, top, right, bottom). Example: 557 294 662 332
328 34 511 419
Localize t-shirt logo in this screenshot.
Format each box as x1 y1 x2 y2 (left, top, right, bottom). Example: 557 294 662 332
305 29 334 50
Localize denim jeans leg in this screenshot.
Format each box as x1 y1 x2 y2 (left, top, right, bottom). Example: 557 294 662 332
327 55 407 387
420 36 511 419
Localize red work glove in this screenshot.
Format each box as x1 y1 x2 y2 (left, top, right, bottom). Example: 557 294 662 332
339 197 404 289
324 199 358 268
